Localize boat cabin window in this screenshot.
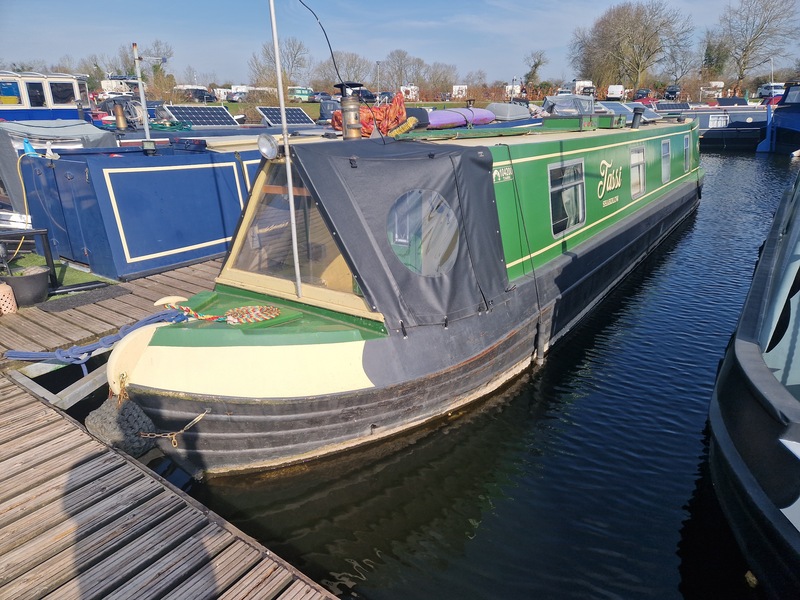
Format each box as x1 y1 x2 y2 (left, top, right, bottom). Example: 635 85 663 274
231 162 357 295
49 81 76 105
25 82 45 107
661 140 671 184
630 146 646 199
708 114 730 129
549 160 586 236
387 189 459 276
78 81 90 107
0 81 22 105
784 85 800 104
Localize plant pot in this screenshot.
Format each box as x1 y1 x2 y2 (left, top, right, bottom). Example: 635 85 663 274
0 266 50 306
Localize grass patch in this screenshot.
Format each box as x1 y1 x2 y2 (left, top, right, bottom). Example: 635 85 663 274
4 252 114 290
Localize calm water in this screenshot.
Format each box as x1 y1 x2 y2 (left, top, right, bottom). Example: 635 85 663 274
191 152 800 599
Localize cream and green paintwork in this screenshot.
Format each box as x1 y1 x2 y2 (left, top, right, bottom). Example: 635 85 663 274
487 123 701 280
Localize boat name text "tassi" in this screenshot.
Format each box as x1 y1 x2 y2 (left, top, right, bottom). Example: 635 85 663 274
597 159 623 200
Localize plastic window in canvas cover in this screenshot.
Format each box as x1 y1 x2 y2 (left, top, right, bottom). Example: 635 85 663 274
387 189 459 277
232 163 356 294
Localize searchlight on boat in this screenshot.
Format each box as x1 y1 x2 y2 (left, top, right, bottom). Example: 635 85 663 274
257 133 279 159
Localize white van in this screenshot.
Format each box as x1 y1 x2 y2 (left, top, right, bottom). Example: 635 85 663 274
758 82 785 98
606 84 625 100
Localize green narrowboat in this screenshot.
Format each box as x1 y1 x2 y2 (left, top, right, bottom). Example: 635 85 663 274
106 114 704 477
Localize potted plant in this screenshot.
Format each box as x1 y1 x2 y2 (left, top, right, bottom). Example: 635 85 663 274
0 243 50 307
0 265 50 306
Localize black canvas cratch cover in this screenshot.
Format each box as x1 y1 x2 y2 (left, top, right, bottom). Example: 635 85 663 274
291 139 509 329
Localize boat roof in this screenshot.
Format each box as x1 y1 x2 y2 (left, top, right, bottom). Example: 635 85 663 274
0 70 88 81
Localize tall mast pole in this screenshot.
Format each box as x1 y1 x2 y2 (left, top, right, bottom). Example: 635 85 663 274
268 0 303 297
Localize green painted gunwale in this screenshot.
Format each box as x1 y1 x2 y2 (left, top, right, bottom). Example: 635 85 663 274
150 284 387 348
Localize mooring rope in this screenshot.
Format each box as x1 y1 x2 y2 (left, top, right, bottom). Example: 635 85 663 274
3 308 188 372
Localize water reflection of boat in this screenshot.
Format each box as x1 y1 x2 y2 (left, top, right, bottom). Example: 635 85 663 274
106 102 704 478
709 168 800 597
192 375 540 596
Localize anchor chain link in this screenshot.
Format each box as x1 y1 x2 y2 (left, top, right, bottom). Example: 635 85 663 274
139 410 210 447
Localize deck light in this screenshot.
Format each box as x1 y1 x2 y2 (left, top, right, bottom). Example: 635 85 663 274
257 133 279 159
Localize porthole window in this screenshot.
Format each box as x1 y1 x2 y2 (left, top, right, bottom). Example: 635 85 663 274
387 189 459 276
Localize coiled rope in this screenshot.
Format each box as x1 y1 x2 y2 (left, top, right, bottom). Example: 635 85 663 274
164 303 280 324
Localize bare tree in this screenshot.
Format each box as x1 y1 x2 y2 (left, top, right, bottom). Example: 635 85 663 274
407 57 427 87
383 49 414 91
523 50 548 86
248 37 310 86
719 0 797 92
7 59 49 73
312 51 374 86
76 55 106 90
425 62 459 97
662 42 698 84
463 70 487 89
570 0 693 89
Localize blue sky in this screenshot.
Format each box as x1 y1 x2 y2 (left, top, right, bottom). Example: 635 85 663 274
0 0 749 87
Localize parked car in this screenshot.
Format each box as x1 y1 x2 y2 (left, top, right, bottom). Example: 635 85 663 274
311 91 331 102
377 91 395 103
182 88 216 103
606 84 625 100
226 92 247 102
352 88 377 103
634 88 652 100
664 85 681 100
758 82 785 98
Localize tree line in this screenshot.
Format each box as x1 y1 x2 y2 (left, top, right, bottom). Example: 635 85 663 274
570 0 797 98
2 0 796 103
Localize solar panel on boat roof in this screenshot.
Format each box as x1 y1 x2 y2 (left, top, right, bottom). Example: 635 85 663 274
161 105 239 127
656 102 691 111
257 106 316 126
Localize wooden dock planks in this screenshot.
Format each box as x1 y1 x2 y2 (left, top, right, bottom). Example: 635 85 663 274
0 378 335 600
0 261 335 599
0 259 222 373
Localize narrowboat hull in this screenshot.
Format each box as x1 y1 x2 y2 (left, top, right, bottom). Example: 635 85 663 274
107 118 704 477
117 191 700 476
709 168 800 597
